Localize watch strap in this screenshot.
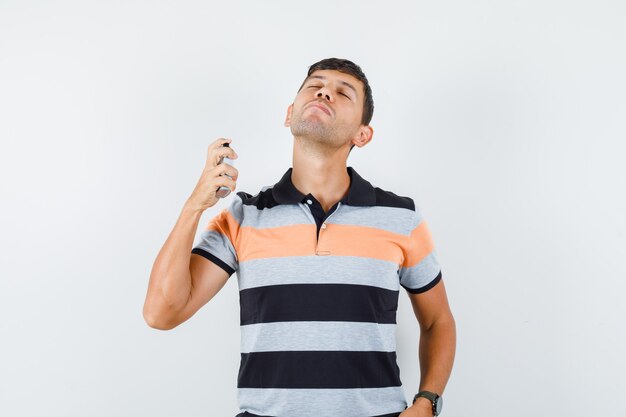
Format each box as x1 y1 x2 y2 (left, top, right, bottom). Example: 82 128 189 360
412 390 441 416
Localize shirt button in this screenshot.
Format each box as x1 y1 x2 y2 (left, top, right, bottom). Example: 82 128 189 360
306 199 313 205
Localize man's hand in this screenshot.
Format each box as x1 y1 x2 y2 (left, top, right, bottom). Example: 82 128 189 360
398 398 433 417
186 137 239 212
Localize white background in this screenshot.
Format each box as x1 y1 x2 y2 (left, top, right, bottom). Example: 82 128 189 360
1 1 625 416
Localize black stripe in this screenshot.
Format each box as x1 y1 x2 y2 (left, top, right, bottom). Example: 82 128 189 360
239 283 399 325
191 248 235 276
401 270 442 294
239 167 416 211
237 350 402 389
373 187 415 210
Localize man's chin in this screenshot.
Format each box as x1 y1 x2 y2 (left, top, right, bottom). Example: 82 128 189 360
290 122 332 139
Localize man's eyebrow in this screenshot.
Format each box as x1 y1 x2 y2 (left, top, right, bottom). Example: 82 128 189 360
306 75 359 98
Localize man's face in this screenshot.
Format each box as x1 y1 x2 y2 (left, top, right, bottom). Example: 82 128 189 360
285 69 366 150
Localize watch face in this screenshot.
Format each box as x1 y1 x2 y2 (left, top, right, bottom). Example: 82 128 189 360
435 396 443 414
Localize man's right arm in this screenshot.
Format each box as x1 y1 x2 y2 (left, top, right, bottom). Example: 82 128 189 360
143 204 229 330
142 138 239 330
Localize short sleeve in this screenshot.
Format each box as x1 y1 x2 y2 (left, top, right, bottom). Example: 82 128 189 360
191 194 243 277
398 203 442 294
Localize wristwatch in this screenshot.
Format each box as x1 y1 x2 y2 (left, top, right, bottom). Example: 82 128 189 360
412 391 443 416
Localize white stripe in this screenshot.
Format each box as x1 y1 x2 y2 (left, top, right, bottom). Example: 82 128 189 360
240 321 397 353
238 255 400 291
237 386 408 417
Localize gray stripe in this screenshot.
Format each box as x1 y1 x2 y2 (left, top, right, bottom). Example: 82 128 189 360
193 229 238 272
399 251 441 290
240 321 397 353
237 386 407 417
240 203 310 228
330 204 418 235
228 194 245 224
237 256 400 291
240 202 421 237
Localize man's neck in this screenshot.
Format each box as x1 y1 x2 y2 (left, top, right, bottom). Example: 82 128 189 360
291 139 351 212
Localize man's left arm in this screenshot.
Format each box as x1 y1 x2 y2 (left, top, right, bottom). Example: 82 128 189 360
400 278 456 416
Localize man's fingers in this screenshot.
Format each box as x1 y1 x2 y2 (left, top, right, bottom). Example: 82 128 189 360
215 161 239 180
215 146 239 161
214 175 237 192
206 138 232 165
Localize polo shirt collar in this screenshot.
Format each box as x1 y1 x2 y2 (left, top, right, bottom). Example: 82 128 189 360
272 166 376 206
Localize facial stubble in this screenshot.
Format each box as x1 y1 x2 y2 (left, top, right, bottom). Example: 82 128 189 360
289 107 348 150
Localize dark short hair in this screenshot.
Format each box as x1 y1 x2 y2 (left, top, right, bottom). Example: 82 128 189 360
297 58 374 152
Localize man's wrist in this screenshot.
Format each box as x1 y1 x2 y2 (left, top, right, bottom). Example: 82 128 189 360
411 396 433 413
183 199 206 216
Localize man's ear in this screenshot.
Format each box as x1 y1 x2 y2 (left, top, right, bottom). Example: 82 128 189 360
284 103 294 127
351 125 374 149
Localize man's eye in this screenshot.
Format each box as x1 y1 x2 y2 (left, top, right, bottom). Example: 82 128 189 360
340 92 350 99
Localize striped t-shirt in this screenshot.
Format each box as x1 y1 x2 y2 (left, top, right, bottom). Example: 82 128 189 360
191 166 442 417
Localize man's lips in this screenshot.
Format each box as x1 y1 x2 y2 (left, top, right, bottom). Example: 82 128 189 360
307 102 332 116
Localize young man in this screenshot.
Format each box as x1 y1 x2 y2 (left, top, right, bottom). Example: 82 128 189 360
144 58 456 417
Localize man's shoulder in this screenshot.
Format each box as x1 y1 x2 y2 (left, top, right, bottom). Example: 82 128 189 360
235 185 279 210
231 177 418 213
371 186 416 212
368 186 427 233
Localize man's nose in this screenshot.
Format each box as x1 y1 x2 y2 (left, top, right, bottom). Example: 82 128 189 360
317 90 332 102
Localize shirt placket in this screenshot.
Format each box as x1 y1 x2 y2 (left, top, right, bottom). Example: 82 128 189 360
301 198 342 256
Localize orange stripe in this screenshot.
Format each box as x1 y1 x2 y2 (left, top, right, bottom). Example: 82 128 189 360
235 223 407 265
206 208 241 246
207 212 434 267
402 221 435 268
237 224 318 261
317 224 405 264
